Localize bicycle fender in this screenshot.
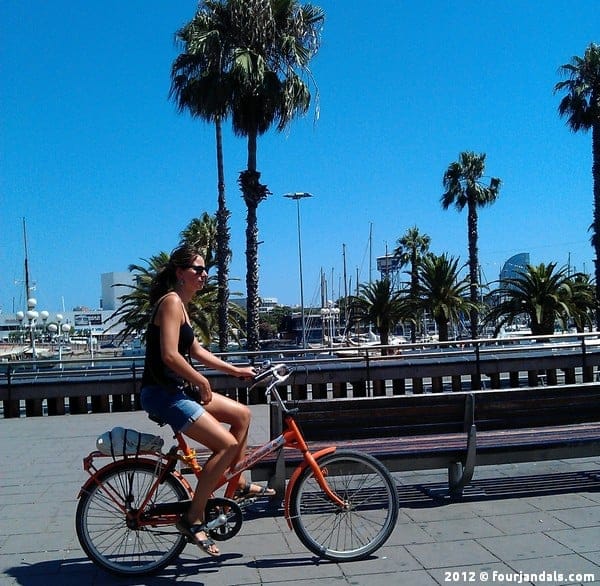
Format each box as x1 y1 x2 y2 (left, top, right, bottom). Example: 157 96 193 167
78 458 193 498
283 446 337 527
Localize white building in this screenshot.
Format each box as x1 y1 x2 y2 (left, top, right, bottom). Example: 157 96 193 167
0 271 133 342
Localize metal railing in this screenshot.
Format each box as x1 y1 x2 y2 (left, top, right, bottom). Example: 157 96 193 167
2 331 600 418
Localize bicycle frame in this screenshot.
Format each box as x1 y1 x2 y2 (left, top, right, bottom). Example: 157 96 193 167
79 364 344 529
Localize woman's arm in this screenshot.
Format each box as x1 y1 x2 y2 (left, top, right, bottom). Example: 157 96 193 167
189 340 255 380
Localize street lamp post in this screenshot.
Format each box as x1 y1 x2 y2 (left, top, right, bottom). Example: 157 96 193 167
47 313 71 368
284 192 313 348
26 298 40 360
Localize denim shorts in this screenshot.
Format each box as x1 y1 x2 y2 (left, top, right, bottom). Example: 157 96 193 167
140 385 205 433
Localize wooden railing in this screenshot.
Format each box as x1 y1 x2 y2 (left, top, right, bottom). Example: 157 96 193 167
2 332 600 418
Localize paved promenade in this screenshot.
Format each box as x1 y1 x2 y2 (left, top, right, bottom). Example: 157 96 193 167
1 407 599 585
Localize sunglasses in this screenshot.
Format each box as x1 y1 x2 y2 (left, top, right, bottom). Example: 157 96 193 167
188 265 207 274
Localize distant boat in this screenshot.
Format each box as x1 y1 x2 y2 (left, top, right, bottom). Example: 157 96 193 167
499 325 532 338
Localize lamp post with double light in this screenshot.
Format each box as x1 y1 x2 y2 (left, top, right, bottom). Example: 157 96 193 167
47 313 72 367
284 192 313 348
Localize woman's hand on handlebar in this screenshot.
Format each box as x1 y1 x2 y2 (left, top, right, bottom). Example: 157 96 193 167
233 365 257 380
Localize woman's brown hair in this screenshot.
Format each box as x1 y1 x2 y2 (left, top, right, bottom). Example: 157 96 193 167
149 244 201 305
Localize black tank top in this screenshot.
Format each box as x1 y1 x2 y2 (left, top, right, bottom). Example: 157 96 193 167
141 296 195 389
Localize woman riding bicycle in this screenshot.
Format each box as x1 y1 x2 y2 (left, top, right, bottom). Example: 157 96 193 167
140 243 274 557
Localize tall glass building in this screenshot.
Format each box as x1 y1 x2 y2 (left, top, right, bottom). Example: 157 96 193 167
499 253 530 284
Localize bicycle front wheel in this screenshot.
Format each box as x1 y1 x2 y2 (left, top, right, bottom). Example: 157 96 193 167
75 461 189 576
289 450 399 561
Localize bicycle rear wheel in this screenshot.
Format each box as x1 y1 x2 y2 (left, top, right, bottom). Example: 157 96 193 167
75 461 189 576
289 450 399 561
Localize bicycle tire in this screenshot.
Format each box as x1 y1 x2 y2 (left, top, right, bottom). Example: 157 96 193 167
289 450 399 561
75 460 189 576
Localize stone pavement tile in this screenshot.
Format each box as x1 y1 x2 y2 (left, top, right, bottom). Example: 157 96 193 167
546 527 600 554
247 577 348 586
466 498 541 516
385 519 434 546
582 491 600 504
551 505 600 528
477 533 573 561
484 511 572 534
248 554 346 584
0 530 67 555
342 570 438 586
525 493 598 511
335 542 422 575
580 550 600 566
402 503 478 523
507 553 600 586
173 553 263 585
406 539 498 569
1 550 65 580
419 517 503 541
218 528 294 558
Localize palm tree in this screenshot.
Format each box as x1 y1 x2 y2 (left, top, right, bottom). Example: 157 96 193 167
173 0 324 351
393 226 430 342
227 0 324 350
569 273 597 332
170 4 233 352
179 212 217 265
484 263 581 336
348 279 407 354
415 253 477 342
441 151 501 339
555 43 600 327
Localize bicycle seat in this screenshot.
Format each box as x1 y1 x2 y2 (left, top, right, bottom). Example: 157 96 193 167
148 413 167 427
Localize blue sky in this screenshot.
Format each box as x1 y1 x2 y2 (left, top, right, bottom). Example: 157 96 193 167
1 1 598 314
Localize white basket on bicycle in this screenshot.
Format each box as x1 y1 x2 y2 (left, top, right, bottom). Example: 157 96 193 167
96 426 164 456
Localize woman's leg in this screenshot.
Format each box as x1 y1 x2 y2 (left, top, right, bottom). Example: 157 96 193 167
205 394 274 495
204 393 251 466
183 410 239 526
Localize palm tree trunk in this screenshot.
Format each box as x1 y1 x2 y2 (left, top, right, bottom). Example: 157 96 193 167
241 130 264 352
437 317 449 342
215 117 231 352
592 121 600 329
245 200 260 350
467 199 479 339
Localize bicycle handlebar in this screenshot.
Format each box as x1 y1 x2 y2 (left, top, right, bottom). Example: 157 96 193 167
250 361 292 388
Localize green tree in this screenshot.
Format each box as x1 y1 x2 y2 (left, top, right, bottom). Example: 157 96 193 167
228 0 324 350
348 279 407 354
484 263 581 336
555 43 600 326
393 226 430 342
415 253 477 342
569 273 597 332
441 151 501 339
170 4 233 352
179 212 217 265
172 0 324 351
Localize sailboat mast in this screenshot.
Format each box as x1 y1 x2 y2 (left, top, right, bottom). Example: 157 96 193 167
23 217 31 303
369 222 373 284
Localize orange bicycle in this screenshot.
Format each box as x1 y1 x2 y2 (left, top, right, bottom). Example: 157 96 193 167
75 362 399 576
